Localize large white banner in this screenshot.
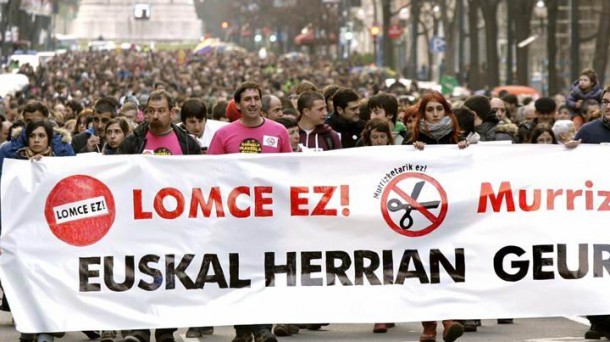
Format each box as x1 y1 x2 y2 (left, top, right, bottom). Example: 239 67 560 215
1 145 610 333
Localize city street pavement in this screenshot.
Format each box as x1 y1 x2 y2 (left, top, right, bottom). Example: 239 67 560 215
0 312 597 342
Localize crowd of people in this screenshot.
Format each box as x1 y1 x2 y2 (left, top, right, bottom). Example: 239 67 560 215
0 48 610 342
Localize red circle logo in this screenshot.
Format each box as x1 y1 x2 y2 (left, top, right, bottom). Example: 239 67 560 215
44 175 116 246
380 172 448 237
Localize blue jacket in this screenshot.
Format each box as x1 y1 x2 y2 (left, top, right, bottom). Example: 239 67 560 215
0 126 74 177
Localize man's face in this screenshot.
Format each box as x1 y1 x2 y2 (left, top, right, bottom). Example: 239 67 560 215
54 104 66 116
304 100 328 126
556 107 571 121
6 106 17 122
490 98 507 120
537 111 554 124
338 100 360 121
602 92 610 121
0 122 10 143
93 111 113 138
236 89 262 121
146 98 175 135
525 107 536 121
184 117 205 137
23 111 46 125
370 107 389 122
265 97 283 121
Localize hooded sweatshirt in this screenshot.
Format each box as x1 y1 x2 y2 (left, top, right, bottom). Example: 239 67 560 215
298 124 342 151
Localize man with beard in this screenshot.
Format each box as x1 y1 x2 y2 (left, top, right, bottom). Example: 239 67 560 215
119 90 200 155
325 88 365 148
117 90 199 342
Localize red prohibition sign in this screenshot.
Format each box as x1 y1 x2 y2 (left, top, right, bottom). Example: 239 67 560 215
380 172 448 237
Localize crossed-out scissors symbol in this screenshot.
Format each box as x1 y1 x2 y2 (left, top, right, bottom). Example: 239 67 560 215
387 181 440 230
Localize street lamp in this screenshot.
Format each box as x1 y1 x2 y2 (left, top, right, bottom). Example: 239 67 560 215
370 24 380 66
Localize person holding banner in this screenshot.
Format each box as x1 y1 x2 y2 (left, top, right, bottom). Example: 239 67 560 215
117 89 200 342
401 91 466 342
10 119 74 341
208 81 291 342
573 85 610 339
0 101 74 177
402 91 468 151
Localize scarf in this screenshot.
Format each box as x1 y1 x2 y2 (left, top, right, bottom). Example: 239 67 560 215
419 116 453 141
25 146 53 159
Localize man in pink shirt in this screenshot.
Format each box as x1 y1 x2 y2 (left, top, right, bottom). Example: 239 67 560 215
119 90 200 155
208 82 290 342
208 82 292 155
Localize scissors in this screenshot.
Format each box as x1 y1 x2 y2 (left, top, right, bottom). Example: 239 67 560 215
387 181 440 230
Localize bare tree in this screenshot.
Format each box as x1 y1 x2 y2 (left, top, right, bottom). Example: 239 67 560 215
467 0 482 90
439 0 459 79
546 0 560 95
593 1 610 86
513 0 536 86
474 0 500 88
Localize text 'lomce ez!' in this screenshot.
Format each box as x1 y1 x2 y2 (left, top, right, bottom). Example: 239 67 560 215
132 185 351 220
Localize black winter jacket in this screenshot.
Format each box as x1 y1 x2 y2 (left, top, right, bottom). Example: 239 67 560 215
118 122 201 155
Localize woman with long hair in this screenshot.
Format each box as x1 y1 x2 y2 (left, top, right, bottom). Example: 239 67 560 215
101 118 130 155
401 92 466 342
403 91 468 150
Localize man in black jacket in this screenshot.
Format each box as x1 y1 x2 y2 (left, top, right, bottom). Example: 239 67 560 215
325 88 365 148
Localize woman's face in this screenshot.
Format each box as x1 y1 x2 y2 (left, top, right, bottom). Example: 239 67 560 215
424 101 446 123
77 117 88 133
405 115 416 130
370 129 390 146
28 126 49 153
105 123 126 148
287 126 300 150
536 131 554 144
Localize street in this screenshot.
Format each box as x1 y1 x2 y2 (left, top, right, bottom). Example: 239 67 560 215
0 312 597 342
